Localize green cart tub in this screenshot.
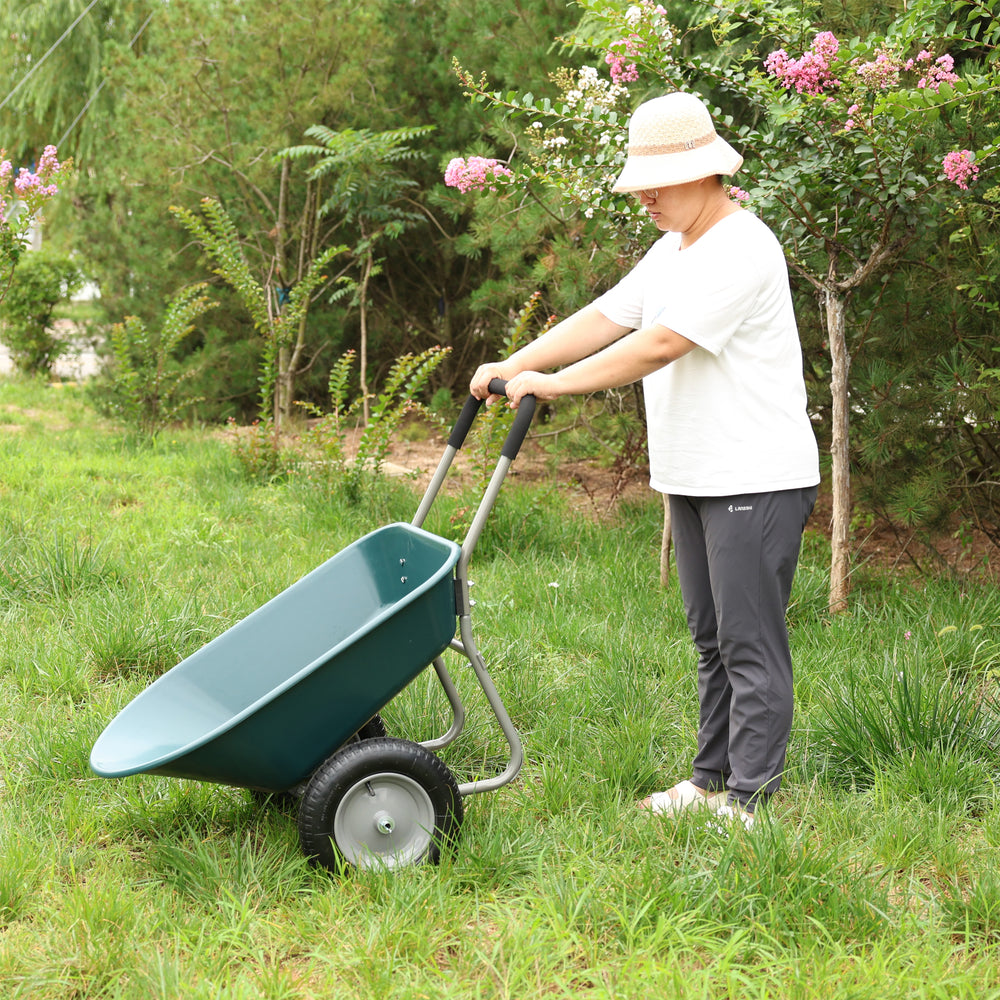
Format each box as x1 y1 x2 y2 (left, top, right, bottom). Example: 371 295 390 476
90 523 461 793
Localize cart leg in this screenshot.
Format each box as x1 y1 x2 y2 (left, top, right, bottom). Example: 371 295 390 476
419 656 466 751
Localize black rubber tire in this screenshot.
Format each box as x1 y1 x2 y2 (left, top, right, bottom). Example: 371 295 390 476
351 714 388 742
297 737 463 871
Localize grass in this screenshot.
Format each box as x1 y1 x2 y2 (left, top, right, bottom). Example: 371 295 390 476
1 376 1000 998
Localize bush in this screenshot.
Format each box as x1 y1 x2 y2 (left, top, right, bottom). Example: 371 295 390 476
104 283 213 436
0 249 83 375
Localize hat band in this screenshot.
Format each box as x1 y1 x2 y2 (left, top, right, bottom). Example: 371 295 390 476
627 131 716 156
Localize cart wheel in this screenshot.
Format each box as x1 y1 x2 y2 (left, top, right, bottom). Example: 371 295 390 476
350 714 387 742
298 737 462 871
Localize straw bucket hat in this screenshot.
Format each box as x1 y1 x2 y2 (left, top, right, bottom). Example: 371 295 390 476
611 91 743 192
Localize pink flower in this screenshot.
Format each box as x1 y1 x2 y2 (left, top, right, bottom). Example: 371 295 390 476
765 32 841 95
1 144 67 219
942 149 979 190
606 52 639 85
606 36 644 86
444 156 514 194
729 186 749 203
857 49 902 89
905 49 959 92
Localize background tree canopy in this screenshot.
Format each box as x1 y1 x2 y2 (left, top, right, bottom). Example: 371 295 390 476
1 0 998 569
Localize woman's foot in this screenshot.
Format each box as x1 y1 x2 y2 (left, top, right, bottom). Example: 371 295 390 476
638 779 728 816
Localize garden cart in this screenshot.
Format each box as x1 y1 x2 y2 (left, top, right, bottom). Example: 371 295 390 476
90 381 534 872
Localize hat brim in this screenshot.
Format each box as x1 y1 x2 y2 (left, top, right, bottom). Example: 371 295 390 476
611 136 743 193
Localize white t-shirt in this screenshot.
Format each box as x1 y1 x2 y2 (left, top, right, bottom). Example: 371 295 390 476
593 210 820 496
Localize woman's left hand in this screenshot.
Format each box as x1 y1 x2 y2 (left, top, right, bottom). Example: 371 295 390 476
503 371 561 408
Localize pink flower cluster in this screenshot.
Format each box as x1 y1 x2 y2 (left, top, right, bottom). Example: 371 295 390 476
906 50 960 92
765 31 841 96
443 156 513 194
856 49 901 90
1 145 65 218
606 36 643 86
729 186 750 203
942 149 979 190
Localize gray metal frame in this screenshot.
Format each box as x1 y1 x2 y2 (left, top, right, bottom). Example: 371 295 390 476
409 392 532 797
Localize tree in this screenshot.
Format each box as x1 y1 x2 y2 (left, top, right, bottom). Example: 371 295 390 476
0 0 587 413
55 0 389 417
281 125 438 423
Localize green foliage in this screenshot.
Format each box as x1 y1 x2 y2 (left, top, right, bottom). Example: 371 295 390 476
106 283 214 436
302 346 451 502
171 198 346 422
0 248 82 375
227 419 293 485
814 652 1000 802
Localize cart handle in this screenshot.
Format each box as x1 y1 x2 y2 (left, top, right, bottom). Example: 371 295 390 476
448 379 536 461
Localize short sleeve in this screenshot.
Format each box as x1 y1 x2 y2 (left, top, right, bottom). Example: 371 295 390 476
592 234 680 331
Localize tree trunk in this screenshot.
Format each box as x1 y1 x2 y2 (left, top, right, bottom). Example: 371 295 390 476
359 250 373 425
272 159 292 432
274 344 292 428
825 283 852 614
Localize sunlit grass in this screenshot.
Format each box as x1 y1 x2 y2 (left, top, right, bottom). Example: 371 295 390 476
1 377 1000 998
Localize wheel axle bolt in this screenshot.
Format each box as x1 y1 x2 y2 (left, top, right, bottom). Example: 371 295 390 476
374 811 395 835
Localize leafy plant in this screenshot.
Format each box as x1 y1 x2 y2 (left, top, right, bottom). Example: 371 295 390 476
0 247 82 375
107 283 213 436
280 124 435 423
227 418 292 485
301 345 451 502
171 198 346 427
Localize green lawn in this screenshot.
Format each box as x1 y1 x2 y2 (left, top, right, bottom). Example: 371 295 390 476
1 377 999 999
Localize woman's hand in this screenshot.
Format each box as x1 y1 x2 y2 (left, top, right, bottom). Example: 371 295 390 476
503 371 561 408
469 363 512 404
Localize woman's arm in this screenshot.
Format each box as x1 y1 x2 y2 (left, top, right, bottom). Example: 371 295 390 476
470 304 632 403
502 322 697 408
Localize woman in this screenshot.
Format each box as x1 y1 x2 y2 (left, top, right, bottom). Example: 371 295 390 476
470 91 819 829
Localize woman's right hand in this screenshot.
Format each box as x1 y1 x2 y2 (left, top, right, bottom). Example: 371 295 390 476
470 362 512 404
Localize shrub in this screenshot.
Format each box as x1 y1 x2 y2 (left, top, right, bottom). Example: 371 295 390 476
0 248 83 375
105 283 213 436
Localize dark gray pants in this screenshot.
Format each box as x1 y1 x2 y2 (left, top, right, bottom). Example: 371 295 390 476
669 487 816 811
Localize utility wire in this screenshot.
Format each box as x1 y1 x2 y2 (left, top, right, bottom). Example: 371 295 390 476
57 11 156 148
0 0 103 112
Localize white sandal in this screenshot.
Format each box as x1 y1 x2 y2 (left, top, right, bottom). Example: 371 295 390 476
640 779 728 817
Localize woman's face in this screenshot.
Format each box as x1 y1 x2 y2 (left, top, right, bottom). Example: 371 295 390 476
637 177 715 234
